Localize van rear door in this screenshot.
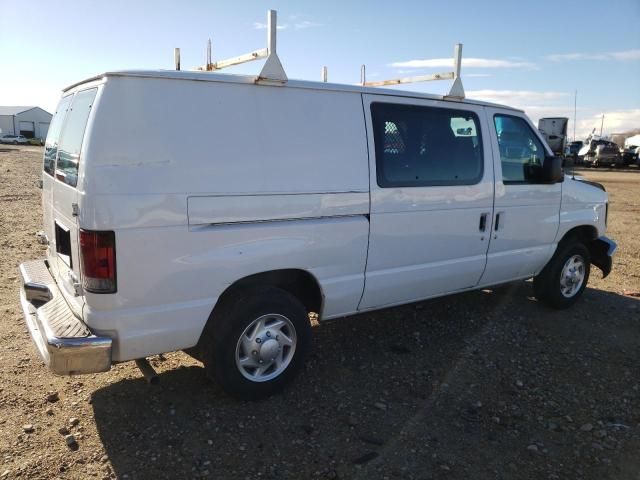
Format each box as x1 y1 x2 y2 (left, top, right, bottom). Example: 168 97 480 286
49 88 98 310
42 95 72 272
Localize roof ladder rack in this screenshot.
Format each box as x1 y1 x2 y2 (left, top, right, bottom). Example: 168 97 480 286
190 9 287 84
361 43 465 99
175 10 464 96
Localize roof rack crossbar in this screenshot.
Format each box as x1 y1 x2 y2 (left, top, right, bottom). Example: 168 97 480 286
361 43 465 99
192 9 287 83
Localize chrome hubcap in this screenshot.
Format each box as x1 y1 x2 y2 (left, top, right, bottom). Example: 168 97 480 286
235 314 296 382
560 254 586 298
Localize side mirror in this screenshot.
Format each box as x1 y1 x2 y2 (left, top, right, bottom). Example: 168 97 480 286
541 155 563 183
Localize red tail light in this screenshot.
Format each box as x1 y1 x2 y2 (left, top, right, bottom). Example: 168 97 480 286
79 229 117 293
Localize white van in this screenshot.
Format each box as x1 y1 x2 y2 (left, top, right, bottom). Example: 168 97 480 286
19 70 616 399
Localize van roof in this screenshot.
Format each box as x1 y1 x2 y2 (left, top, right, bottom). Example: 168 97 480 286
64 69 522 112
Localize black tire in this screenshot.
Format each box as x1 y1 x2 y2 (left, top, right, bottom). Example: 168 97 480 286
200 287 311 400
533 241 590 309
12 141 17 145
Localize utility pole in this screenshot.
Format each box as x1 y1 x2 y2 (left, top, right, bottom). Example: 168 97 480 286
573 90 577 142
600 114 604 137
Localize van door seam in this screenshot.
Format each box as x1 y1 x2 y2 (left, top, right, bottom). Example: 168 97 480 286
477 106 496 282
356 93 372 311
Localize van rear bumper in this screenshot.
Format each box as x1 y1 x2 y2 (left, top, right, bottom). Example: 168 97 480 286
18 259 112 375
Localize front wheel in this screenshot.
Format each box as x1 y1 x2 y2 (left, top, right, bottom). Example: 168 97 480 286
534 242 591 309
201 287 312 400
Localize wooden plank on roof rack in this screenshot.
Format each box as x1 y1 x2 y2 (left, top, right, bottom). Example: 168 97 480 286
364 72 454 87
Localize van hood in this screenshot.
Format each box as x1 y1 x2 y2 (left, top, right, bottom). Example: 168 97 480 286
570 176 605 192
563 175 608 204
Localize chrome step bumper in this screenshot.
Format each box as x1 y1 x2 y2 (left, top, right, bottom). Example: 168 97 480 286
18 259 112 375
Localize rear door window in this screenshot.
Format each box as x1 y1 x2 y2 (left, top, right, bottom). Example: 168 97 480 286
371 102 484 187
56 88 98 187
43 95 73 176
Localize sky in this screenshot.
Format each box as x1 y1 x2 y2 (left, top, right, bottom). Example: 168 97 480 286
1 0 638 140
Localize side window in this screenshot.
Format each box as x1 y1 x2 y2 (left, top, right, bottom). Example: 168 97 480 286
43 95 73 176
494 114 547 184
56 88 98 187
371 103 483 188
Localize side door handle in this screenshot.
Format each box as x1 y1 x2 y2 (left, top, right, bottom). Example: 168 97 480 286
494 212 504 239
479 213 488 232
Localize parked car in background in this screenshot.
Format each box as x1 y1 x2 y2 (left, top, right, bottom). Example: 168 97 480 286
620 145 638 165
583 140 621 167
566 141 584 162
27 137 45 146
0 134 28 145
621 135 640 165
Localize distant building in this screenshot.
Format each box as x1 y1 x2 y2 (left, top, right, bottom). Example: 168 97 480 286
611 130 640 148
0 106 53 140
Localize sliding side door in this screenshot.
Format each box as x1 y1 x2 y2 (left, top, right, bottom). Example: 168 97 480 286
360 96 494 309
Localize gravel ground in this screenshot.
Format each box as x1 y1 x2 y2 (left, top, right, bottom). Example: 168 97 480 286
0 146 639 480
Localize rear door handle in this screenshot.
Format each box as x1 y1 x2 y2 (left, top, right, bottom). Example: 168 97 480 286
495 212 503 231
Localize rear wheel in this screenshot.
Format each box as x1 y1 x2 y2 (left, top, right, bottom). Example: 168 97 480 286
534 241 590 309
201 287 311 400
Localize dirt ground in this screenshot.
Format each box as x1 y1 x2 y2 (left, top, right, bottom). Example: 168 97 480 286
0 146 639 480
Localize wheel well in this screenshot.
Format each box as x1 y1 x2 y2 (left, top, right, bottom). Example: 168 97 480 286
216 269 323 317
559 225 598 247
189 269 323 360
